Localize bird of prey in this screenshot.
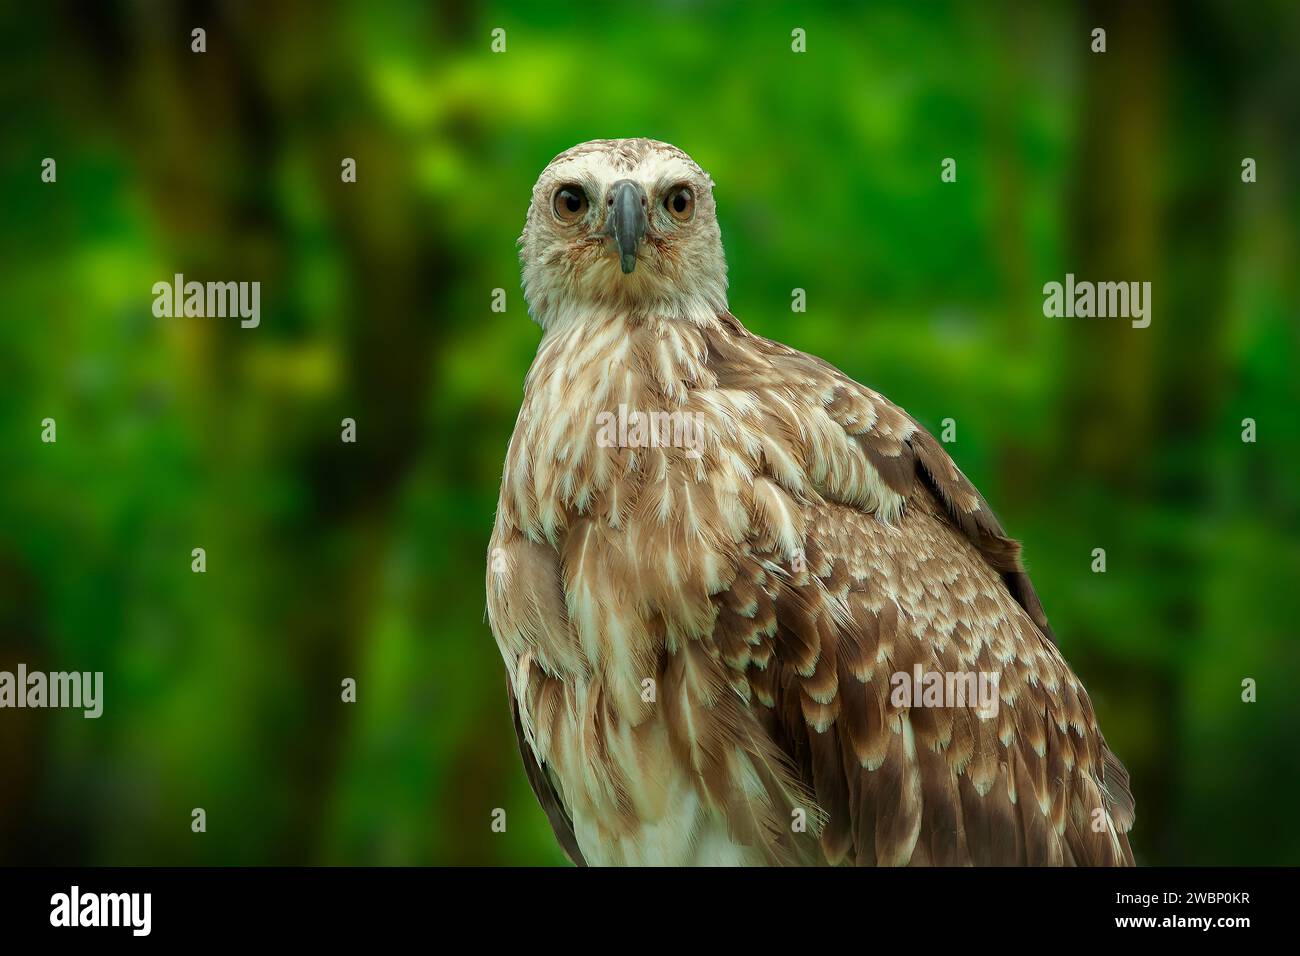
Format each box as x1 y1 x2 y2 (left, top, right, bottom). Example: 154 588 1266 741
486 138 1135 866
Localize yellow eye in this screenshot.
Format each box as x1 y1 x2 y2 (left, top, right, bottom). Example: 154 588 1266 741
664 186 694 222
553 185 588 222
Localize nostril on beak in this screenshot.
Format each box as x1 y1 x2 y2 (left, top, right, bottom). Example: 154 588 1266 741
604 179 647 275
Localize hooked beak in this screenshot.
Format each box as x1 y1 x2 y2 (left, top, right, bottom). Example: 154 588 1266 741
603 179 647 274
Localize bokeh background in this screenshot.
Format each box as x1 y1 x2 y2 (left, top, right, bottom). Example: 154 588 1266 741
1 0 1297 866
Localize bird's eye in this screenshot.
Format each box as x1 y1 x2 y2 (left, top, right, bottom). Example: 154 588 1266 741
664 186 694 222
553 185 588 222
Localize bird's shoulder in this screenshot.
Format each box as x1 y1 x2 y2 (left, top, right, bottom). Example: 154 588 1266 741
700 310 1055 643
697 311 1135 864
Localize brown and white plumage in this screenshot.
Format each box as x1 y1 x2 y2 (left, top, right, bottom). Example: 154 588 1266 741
487 138 1134 866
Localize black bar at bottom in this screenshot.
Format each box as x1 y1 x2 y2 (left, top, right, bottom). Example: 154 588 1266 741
0 865 1283 941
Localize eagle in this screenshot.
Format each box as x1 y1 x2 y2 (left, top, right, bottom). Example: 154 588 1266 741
486 138 1135 866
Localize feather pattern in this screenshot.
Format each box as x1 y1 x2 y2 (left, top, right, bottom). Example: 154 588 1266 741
487 138 1133 866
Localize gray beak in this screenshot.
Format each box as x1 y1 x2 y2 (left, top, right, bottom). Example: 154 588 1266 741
604 179 647 274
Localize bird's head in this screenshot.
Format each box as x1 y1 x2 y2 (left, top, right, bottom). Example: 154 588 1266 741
519 138 728 329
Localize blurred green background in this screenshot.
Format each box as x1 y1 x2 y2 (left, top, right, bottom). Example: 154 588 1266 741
1 0 1297 865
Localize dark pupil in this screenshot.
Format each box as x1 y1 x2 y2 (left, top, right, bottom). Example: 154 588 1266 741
564 191 581 213
673 193 687 213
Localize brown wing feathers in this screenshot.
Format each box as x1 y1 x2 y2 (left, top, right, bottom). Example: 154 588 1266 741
705 314 1133 866
508 682 586 865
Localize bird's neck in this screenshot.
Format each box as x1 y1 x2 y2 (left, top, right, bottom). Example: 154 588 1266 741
528 307 722 405
502 307 726 543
